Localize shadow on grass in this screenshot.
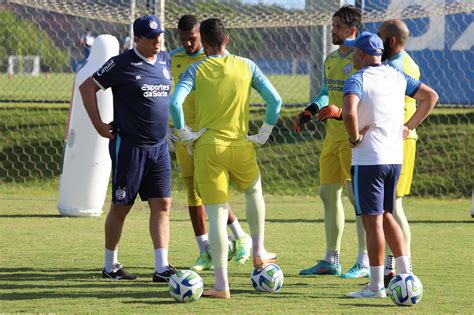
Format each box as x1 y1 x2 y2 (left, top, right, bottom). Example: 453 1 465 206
0 214 62 218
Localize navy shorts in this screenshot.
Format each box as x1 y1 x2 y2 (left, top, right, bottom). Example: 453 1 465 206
351 164 401 216
109 135 171 205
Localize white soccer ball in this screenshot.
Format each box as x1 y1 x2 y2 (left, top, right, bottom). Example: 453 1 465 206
168 270 203 302
251 263 284 293
206 237 236 261
387 273 423 306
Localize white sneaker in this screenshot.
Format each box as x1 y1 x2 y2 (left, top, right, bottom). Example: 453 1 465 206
346 285 386 298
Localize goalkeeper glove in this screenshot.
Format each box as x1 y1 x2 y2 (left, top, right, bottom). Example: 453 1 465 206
293 103 319 133
176 126 207 155
166 127 178 152
246 122 274 147
317 104 342 121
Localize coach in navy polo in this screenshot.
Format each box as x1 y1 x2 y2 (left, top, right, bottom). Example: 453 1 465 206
80 15 176 282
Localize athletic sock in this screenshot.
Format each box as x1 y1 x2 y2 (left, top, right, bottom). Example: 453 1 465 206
251 234 265 257
325 250 340 265
384 255 395 275
395 255 411 274
214 266 229 291
368 266 384 291
154 248 169 273
195 234 209 254
228 218 247 240
104 248 118 272
357 251 369 267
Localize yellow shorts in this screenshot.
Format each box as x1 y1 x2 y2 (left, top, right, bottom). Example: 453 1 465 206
319 140 352 185
175 141 194 178
194 143 259 204
396 138 417 197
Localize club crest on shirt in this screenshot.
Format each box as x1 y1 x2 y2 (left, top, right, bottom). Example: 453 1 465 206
343 64 352 74
163 67 170 80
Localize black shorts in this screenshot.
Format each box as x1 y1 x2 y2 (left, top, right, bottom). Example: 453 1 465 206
109 136 171 205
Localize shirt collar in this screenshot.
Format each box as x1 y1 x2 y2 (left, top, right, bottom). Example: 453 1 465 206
133 47 157 65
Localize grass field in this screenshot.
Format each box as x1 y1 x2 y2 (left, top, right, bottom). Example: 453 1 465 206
0 191 472 313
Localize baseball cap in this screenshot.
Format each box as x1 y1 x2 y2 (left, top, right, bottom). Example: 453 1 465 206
133 15 164 39
344 31 384 56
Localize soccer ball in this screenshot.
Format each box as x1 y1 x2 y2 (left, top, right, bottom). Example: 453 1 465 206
251 263 284 293
387 273 423 306
169 270 203 303
207 237 236 261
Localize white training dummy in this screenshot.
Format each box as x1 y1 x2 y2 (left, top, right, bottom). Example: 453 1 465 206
57 35 119 217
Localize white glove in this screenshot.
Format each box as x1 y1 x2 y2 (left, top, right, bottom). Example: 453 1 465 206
245 122 274 147
176 126 206 142
176 126 207 155
166 127 178 152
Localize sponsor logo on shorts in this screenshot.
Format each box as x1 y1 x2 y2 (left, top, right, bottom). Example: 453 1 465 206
115 188 127 201
141 83 170 98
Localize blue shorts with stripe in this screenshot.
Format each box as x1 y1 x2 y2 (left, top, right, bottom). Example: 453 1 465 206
351 164 401 216
109 135 171 205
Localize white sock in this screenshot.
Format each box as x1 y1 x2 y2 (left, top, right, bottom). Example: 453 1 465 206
104 248 118 272
251 234 265 257
395 255 411 274
357 251 369 268
325 250 340 265
228 218 247 240
154 248 169 273
195 234 209 254
384 255 395 275
214 266 229 291
368 266 384 291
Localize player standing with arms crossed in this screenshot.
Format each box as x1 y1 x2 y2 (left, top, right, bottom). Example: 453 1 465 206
169 18 282 298
377 19 420 286
341 32 437 298
80 16 176 282
168 15 252 272
294 5 370 279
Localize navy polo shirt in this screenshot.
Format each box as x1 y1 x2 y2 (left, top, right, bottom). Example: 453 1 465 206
93 48 172 146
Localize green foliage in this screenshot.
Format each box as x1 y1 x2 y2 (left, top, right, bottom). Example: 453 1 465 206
0 193 472 313
0 11 69 72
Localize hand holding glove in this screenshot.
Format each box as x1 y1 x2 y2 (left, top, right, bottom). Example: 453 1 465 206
246 122 274 147
293 103 319 133
176 126 206 155
317 104 342 121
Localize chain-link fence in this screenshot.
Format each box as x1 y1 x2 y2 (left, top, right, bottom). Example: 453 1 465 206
1 0 473 197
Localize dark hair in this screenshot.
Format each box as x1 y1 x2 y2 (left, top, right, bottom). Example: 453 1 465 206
333 5 362 30
178 15 199 31
200 18 226 48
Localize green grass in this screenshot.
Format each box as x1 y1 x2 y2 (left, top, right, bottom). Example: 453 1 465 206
1 105 473 197
0 73 74 102
0 191 472 313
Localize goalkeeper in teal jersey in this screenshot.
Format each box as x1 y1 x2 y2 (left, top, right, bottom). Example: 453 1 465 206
294 5 370 279
378 19 420 288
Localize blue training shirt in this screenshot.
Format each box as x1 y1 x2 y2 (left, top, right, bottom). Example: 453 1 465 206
93 48 172 146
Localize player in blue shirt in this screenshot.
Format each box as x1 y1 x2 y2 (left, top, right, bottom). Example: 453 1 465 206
79 15 176 282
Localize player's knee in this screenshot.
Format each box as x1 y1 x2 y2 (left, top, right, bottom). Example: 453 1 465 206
319 184 341 205
244 175 262 196
183 177 202 206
